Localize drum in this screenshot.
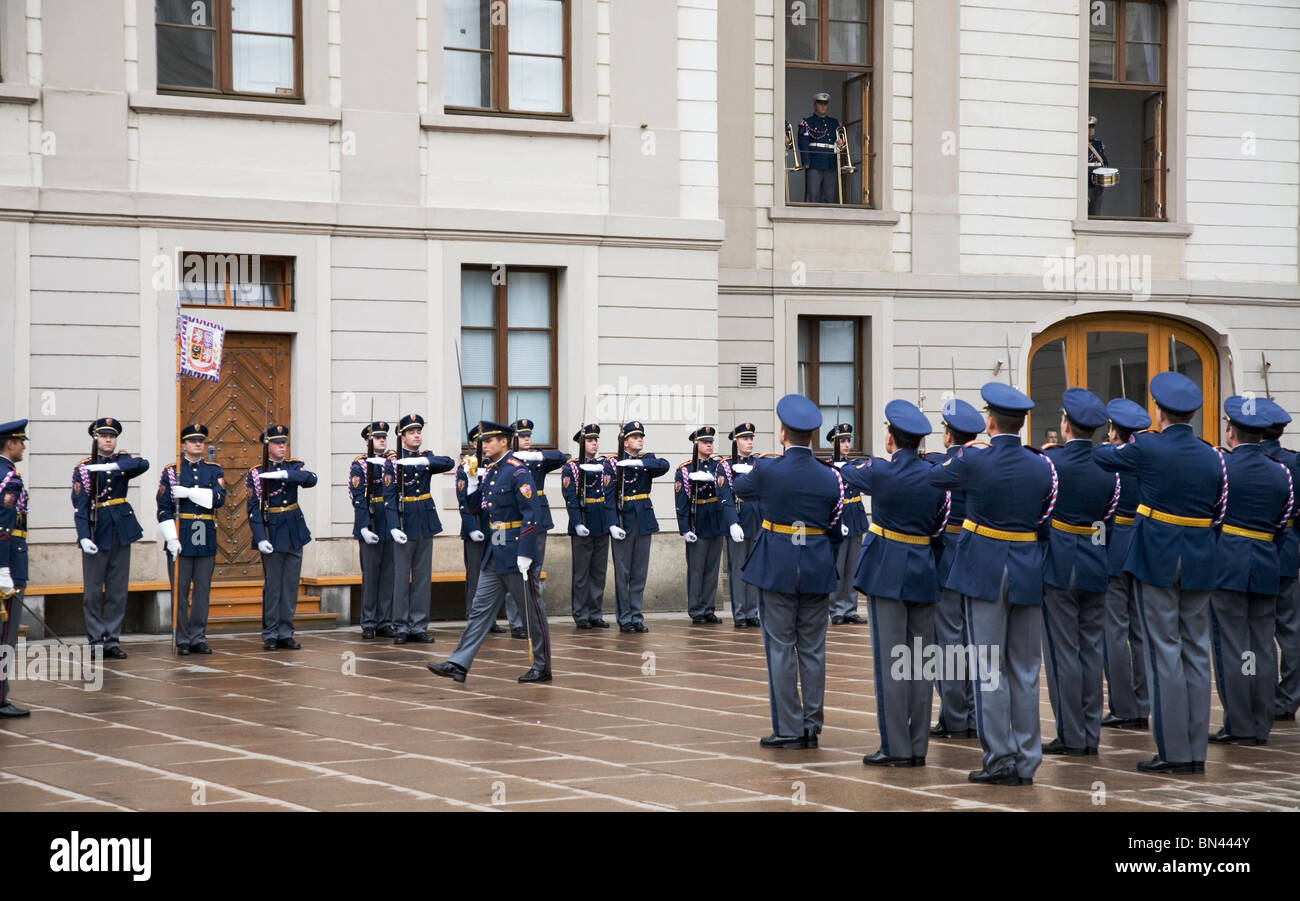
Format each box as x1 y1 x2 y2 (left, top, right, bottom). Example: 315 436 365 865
1091 167 1119 187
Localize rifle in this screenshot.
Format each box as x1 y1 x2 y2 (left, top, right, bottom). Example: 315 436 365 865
832 396 843 463
616 422 627 514
88 391 101 539
364 398 376 533
688 431 699 535
576 396 588 518
1005 334 1015 387
396 393 405 532
260 397 271 536
729 405 738 467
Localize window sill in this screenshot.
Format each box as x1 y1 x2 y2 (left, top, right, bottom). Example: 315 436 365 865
1072 219 1192 238
128 92 342 124
0 84 39 105
767 206 900 226
420 113 607 139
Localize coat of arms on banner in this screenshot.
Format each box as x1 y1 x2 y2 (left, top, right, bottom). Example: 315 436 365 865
179 314 225 382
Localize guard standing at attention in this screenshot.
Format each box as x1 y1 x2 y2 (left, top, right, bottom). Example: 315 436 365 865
351 421 397 640
1257 399 1300 723
676 426 743 625
928 383 1057 786
791 91 846 203
842 400 951 767
608 421 671 633
828 422 870 626
733 394 844 750
1094 371 1226 775
506 418 569 634
247 424 317 651
74 418 150 659
719 422 762 628
562 423 613 628
0 419 31 717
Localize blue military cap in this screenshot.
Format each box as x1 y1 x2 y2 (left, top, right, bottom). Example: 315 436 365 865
1061 387 1108 430
825 422 853 442
261 424 289 443
1149 371 1202 414
572 422 600 442
728 422 756 441
689 426 718 442
362 420 389 440
940 398 984 436
510 418 534 436
399 413 425 433
0 419 28 441
180 423 208 441
1256 397 1290 429
89 417 122 437
477 419 513 440
776 394 822 432
621 421 645 438
467 423 481 443
1224 396 1271 432
981 382 1035 415
1105 398 1151 432
884 399 932 437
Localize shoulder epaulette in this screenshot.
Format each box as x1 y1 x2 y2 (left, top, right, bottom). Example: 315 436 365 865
77 456 92 466
1039 442 1061 450
289 458 303 463
964 440 991 448
353 454 366 462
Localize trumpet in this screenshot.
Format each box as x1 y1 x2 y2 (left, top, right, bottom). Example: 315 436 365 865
784 121 803 204
835 125 856 204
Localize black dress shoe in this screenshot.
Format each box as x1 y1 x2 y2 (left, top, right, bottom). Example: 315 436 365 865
590 619 610 629
427 661 467 683
1042 737 1088 756
191 642 212 655
408 632 435 644
733 619 748 628
620 624 638 633
760 734 810 749
632 622 649 633
1103 713 1147 729
361 628 376 640
968 767 1024 785
1190 761 1205 774
376 625 396 638
104 646 128 660
912 757 926 766
177 645 191 656
863 750 918 767
1276 711 1297 721
690 615 707 624
0 703 30 718
1236 736 1267 746
575 620 592 629
746 618 761 628
842 613 868 625
1101 713 1126 728
1136 756 1195 775
1208 728 1236 744
394 633 409 645
511 628 527 640
277 638 301 650
932 724 977 739
517 667 552 683
702 613 722 624
489 623 507 634
263 640 278 651
830 615 846 625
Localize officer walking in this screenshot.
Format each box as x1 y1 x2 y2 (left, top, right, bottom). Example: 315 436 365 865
790 91 846 203
74 418 150 659
1257 399 1300 722
608 421 671 633
247 425 317 651
842 401 950 767
1208 396 1292 746
507 418 569 633
456 424 518 635
562 423 613 628
428 420 552 684
0 419 31 717
157 423 227 656
1094 371 1226 775
351 421 397 640
1039 388 1115 757
826 423 870 626
1100 398 1152 731
925 399 984 740
676 427 743 624
385 413 456 644
719 422 762 628
928 383 1057 786
733 394 844 749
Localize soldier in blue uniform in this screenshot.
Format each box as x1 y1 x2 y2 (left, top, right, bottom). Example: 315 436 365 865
562 423 614 628
719 422 762 628
676 426 742 624
928 383 1057 785
1094 371 1226 775
791 91 846 203
74 418 150 659
842 401 950 767
733 394 844 749
925 398 984 740
507 418 569 635
351 421 397 640
827 422 870 626
1209 396 1293 747
157 423 227 656
0 419 31 717
1257 399 1300 722
608 421 671 633
456 424 520 636
428 421 552 683
1100 398 1152 731
384 413 456 644
247 424 317 651
1039 388 1116 757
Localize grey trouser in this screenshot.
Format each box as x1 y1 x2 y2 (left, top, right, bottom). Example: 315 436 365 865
934 586 975 732
571 533 610 622
759 589 830 738
82 541 131 649
806 167 837 203
465 538 522 628
868 595 936 759
1211 590 1276 743
1042 582 1106 751
829 533 864 617
1 588 23 705
1103 573 1149 719
1133 575 1212 764
171 552 215 648
966 577 1043 781
449 568 551 673
726 534 760 622
505 532 546 624
1275 577 1300 716
612 518 653 626
359 538 394 631
260 548 302 641
686 535 724 617
392 536 433 636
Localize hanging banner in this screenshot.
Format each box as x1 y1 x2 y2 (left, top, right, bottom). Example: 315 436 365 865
178 314 225 382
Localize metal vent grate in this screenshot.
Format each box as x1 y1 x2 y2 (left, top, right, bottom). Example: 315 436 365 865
739 364 759 387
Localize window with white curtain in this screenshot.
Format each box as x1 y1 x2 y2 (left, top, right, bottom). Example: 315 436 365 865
156 0 301 99
443 0 569 116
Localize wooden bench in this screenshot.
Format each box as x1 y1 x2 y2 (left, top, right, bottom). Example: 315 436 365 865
25 580 171 597
300 571 546 587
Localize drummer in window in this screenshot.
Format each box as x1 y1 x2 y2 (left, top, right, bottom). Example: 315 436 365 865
1087 115 1110 216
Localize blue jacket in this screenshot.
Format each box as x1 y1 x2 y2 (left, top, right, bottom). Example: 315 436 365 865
0 456 29 585
560 457 615 536
1106 457 1141 578
719 456 763 536
733 446 844 595
246 459 316 551
926 447 967 585
349 452 395 541
1214 444 1292 595
928 435 1056 606
835 457 871 535
383 450 456 539
516 449 568 531
1261 439 1299 579
842 449 949 604
465 453 539 573
674 457 738 538
1041 440 1119 593
157 459 228 558
609 453 671 533
455 459 490 540
797 114 840 170
72 453 150 548
1093 424 1225 590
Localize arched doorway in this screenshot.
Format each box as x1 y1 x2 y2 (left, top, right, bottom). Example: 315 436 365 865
1027 313 1219 445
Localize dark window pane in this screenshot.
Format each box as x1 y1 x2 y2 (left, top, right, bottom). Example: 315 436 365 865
1170 340 1204 436
157 0 209 26
1089 39 1115 80
786 19 819 61
829 21 868 65
1085 331 1148 414
157 24 215 89
1124 43 1161 83
1089 0 1116 37
445 49 492 107
1029 339 1068 445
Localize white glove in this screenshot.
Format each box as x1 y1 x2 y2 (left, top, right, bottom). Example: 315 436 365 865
166 539 182 555
732 463 754 474
0 568 12 592
360 528 379 545
391 529 408 544
188 487 214 509
80 538 99 555
469 529 485 542
687 471 713 482
171 485 191 500
397 457 430 468
85 462 120 473
157 518 179 544
258 470 288 480
841 523 849 536
833 461 846 469
516 451 543 462
258 540 275 554
365 457 389 466
579 463 605 473
517 555 533 575
574 523 590 537
464 476 479 494
616 458 643 468
684 531 698 543
609 525 627 540
729 523 744 543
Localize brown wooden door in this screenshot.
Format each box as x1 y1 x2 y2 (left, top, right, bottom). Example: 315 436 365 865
181 332 292 581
